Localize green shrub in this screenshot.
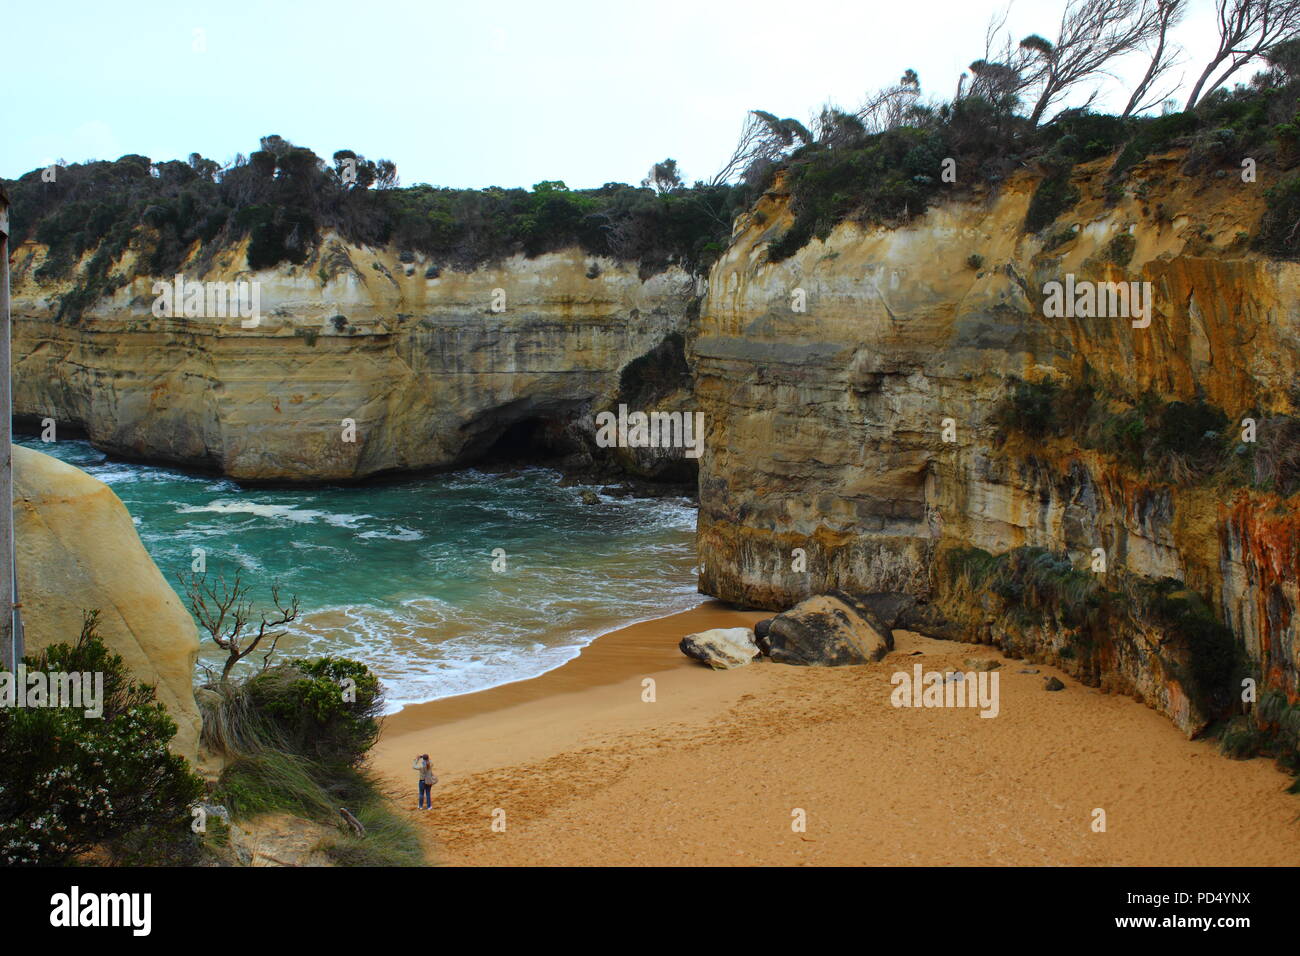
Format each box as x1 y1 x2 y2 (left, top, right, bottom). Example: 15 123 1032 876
1220 688 1300 770
943 545 1102 630
1254 175 1300 258
0 612 205 865
248 656 382 768
1043 225 1079 251
1143 578 1241 713
1250 415 1300 495
942 545 1001 589
1102 232 1136 267
768 126 949 262
1025 171 1081 234
1259 688 1291 725
991 375 1292 492
1219 715 1268 758
1037 111 1132 165
997 547 1104 629
945 546 1242 722
994 376 1097 441
1109 111 1201 180
997 377 1063 438
1181 126 1240 176
1154 400 1228 461
201 655 421 867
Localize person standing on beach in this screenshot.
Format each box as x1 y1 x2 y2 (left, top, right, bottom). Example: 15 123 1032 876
414 753 438 810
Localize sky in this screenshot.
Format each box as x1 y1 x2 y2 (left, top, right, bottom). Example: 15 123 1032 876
2 0 1228 190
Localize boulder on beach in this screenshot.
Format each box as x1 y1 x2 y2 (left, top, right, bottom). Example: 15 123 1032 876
679 627 761 670
764 590 893 666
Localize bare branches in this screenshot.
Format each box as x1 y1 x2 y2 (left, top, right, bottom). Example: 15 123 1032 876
1122 0 1187 117
1022 0 1167 127
967 7 1046 107
710 114 769 186
853 70 924 135
709 111 812 187
713 71 921 189
813 106 867 148
177 569 301 681
1185 0 1300 109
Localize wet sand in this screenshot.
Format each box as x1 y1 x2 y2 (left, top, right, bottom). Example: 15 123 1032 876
370 601 1300 866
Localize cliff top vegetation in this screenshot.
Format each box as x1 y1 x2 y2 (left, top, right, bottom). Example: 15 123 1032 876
12 0 1300 319
2 137 743 320
740 3 1300 261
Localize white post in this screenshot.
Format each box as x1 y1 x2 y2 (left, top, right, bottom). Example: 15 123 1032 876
0 185 19 672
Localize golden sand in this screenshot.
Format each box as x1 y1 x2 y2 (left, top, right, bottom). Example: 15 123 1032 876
371 602 1300 866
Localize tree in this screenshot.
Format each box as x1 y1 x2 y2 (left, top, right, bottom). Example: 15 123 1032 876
710 111 811 185
1020 0 1166 127
374 158 399 190
964 7 1048 108
1185 0 1300 109
1122 0 1186 117
712 110 814 187
855 69 924 133
641 158 684 194
331 149 384 190
177 569 301 681
814 106 868 147
711 113 772 185
187 152 221 182
1264 34 1300 74
259 133 291 156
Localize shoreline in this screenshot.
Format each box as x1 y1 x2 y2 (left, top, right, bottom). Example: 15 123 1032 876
370 602 1300 867
377 595 716 716
373 600 768 777
25 436 706 711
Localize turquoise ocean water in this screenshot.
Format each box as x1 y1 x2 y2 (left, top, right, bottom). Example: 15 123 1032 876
18 438 701 711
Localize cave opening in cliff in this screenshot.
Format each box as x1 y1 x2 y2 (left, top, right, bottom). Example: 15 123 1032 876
477 416 572 466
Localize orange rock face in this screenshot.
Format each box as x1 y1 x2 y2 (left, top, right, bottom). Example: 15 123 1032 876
696 155 1299 733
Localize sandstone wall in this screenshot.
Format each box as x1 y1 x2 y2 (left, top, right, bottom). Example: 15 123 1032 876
696 153 1300 728
10 237 696 481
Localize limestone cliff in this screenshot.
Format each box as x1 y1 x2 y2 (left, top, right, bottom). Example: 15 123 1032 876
13 445 201 761
696 152 1299 734
9 237 697 481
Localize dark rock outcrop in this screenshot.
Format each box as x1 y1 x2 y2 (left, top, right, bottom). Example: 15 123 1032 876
764 590 894 666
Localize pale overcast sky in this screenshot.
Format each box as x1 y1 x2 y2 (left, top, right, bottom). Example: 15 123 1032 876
3 0 1227 189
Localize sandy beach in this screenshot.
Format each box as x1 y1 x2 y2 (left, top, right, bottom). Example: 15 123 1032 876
371 602 1300 866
